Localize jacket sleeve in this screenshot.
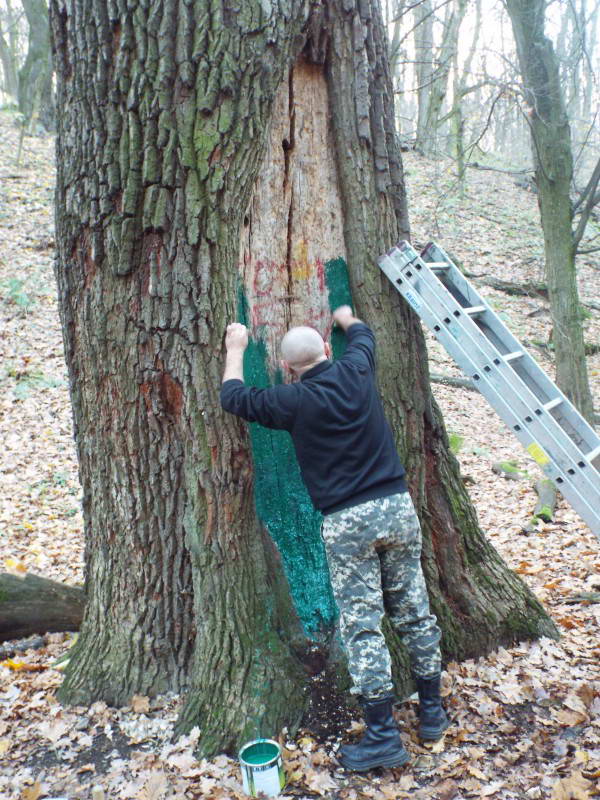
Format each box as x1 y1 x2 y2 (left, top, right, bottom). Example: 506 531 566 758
339 322 376 371
220 380 298 430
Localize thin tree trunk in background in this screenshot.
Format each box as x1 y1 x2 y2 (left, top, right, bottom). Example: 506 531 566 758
421 0 464 158
18 0 53 130
50 0 557 758
413 0 435 153
0 29 18 98
0 1 20 100
448 0 478 184
505 0 596 425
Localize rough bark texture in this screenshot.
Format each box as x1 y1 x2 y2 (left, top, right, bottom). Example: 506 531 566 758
0 573 85 641
50 0 557 757
323 0 556 693
50 0 309 755
505 0 595 425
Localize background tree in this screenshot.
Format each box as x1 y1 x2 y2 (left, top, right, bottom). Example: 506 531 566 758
49 0 556 758
411 0 467 156
18 0 53 130
0 0 22 103
505 0 598 424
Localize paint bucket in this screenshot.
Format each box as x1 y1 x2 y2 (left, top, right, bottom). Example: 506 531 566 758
239 738 286 797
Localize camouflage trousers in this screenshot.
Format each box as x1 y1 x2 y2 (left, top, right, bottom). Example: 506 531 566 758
321 492 442 700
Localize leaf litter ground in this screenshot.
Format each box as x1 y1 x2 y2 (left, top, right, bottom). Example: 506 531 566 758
0 112 599 800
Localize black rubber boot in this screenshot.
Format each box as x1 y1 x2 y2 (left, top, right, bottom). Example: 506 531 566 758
339 694 410 772
416 674 450 741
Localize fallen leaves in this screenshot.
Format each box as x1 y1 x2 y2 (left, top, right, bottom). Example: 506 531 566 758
1 659 46 672
130 695 151 714
1 115 600 800
20 782 42 800
551 770 594 800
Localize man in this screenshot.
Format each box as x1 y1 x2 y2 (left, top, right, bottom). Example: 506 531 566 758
220 306 449 772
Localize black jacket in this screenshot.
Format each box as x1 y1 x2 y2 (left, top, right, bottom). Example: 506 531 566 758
220 322 407 514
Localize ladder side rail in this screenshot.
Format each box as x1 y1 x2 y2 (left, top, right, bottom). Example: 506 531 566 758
392 257 600 508
422 243 600 456
379 254 600 536
379 250 600 512
422 242 484 309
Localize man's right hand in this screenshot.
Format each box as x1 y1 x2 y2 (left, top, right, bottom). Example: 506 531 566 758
332 305 361 331
225 323 249 352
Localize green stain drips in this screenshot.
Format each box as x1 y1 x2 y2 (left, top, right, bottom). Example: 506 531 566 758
237 258 353 636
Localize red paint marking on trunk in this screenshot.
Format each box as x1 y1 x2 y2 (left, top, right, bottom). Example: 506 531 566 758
316 257 325 294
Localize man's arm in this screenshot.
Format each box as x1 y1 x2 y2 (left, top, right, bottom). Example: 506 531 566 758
222 323 248 383
220 322 297 429
332 305 375 371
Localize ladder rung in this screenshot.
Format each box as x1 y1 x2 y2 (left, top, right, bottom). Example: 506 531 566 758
503 351 523 362
427 262 450 270
464 305 487 316
544 397 563 411
587 445 600 463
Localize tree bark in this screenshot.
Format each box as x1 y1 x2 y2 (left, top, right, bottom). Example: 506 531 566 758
50 0 557 758
505 0 595 425
0 573 85 641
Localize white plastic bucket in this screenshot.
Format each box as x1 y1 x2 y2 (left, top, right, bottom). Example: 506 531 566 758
239 738 285 798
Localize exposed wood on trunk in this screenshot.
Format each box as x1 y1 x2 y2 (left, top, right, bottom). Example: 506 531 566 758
0 573 84 642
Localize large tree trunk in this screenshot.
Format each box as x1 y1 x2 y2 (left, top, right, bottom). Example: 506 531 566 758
505 0 595 425
50 0 557 758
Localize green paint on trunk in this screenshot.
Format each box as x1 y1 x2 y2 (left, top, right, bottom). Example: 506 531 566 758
236 259 353 635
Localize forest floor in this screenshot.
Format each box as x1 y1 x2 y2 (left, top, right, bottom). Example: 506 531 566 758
0 110 599 800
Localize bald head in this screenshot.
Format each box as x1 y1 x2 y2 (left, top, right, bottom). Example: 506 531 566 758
281 326 328 373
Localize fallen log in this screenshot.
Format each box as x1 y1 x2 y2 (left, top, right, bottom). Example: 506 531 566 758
429 372 478 392
474 276 549 300
0 572 85 643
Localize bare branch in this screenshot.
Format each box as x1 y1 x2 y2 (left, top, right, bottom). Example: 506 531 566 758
463 90 508 159
572 156 600 250
576 246 600 255
392 0 455 48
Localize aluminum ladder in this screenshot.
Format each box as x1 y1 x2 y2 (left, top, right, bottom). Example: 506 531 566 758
378 240 600 540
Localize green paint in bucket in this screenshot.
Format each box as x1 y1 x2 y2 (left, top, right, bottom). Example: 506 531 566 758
239 738 286 797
